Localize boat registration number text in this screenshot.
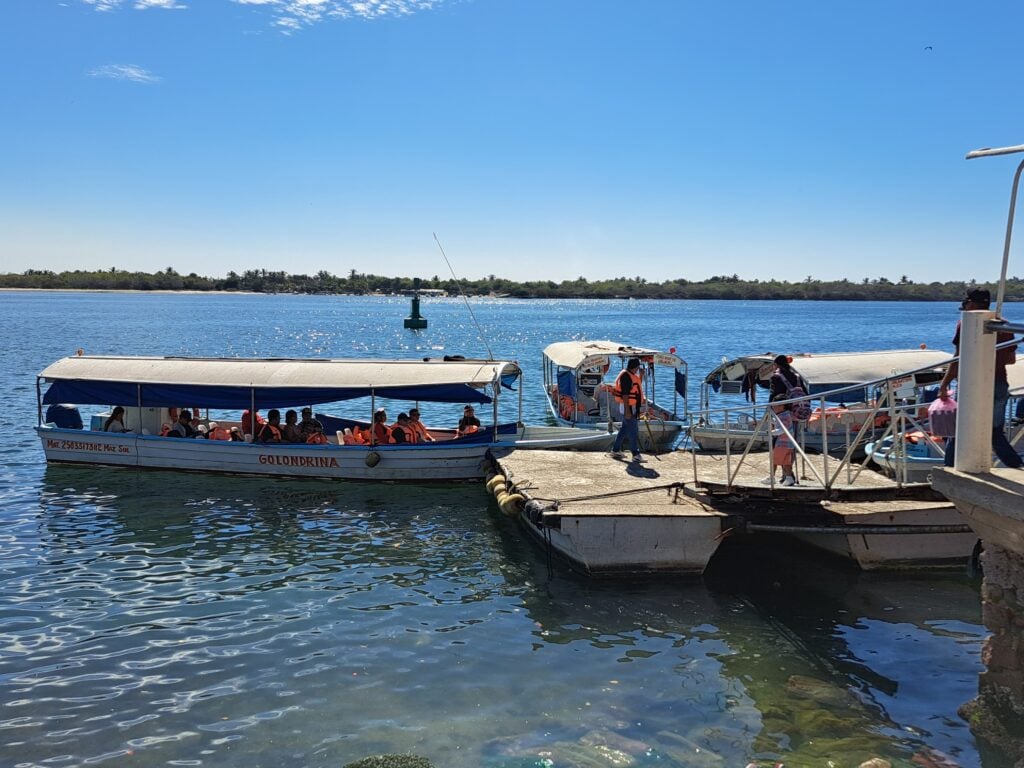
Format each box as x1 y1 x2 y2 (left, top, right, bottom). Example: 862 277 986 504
46 439 131 454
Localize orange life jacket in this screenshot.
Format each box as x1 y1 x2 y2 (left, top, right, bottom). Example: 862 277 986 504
409 420 431 442
390 424 415 444
258 423 282 442
209 426 232 441
306 431 328 445
614 370 645 408
372 422 391 445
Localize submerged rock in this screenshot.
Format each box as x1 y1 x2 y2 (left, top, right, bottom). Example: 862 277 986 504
785 674 861 710
342 755 434 768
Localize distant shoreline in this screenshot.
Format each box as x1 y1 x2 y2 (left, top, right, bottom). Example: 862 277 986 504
3 286 1023 302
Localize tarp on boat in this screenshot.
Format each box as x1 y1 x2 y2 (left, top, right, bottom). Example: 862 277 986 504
703 349 953 398
38 356 521 408
543 340 683 370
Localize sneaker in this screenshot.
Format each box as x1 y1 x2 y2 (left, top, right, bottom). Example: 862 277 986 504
781 476 797 487
759 476 775 485
632 453 644 462
608 451 624 459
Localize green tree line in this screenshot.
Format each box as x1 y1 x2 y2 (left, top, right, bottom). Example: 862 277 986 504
2 267 1022 301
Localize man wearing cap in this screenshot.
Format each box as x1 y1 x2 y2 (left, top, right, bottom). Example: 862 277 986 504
938 288 1022 469
298 407 324 440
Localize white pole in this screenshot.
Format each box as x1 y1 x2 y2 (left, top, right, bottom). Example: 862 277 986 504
954 310 997 473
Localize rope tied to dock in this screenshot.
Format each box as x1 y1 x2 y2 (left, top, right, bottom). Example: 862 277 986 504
528 481 686 505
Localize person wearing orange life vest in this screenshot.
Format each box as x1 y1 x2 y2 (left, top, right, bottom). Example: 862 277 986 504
305 426 329 445
256 409 283 443
207 422 232 441
390 412 416 444
408 408 434 442
241 408 264 436
610 358 644 460
371 408 391 445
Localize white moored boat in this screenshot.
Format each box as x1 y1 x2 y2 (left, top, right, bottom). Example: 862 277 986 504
541 340 689 453
690 349 952 455
865 357 1024 482
35 355 613 482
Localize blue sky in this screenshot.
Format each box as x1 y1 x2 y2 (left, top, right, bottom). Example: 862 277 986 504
2 0 1023 283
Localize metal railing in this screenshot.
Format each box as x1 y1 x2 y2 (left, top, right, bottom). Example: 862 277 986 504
680 339 1021 492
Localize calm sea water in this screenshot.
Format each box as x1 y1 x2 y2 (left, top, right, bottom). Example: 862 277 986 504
0 292 989 767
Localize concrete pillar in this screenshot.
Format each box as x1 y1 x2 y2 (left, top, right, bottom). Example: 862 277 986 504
954 310 997 473
959 543 1024 766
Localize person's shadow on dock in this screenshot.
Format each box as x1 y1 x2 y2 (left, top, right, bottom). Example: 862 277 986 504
618 460 659 479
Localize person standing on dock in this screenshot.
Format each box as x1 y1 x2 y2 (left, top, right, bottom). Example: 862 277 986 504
610 357 644 461
939 288 1022 469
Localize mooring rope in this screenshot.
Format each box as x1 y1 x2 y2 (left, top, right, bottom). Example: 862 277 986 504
529 481 686 505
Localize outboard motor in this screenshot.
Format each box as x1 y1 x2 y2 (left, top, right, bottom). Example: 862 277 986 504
45 404 83 430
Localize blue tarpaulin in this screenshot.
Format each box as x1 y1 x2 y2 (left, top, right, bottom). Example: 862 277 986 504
674 370 687 398
42 380 492 408
556 370 577 398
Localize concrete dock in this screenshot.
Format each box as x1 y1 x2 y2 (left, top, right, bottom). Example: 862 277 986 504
488 448 974 576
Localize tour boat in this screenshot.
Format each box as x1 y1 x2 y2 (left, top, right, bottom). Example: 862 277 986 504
541 340 689 453
35 355 613 482
689 349 953 455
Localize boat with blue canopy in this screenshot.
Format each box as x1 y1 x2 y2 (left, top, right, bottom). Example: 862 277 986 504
36 354 613 481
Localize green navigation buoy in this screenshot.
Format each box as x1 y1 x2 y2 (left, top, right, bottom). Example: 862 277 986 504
404 280 427 330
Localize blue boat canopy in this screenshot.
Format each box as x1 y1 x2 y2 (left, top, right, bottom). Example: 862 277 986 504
38 356 521 408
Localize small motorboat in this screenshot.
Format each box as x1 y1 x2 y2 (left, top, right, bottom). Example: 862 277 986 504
541 340 688 453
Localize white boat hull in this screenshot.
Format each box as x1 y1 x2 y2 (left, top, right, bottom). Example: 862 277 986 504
37 425 611 482
548 417 681 453
689 423 771 453
865 439 944 484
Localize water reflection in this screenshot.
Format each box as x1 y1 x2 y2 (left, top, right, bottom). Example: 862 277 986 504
0 467 986 768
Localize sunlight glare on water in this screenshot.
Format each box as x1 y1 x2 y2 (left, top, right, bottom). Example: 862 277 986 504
0 292 986 767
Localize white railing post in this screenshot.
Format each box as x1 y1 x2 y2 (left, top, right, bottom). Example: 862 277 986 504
954 310 997 473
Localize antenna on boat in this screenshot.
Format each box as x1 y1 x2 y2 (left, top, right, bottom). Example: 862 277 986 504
433 232 495 360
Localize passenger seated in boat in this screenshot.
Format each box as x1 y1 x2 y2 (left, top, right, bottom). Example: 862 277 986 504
208 421 232 440
457 405 481 436
168 409 197 438
103 406 129 433
390 413 415 444
408 408 434 442
282 409 303 443
371 409 391 445
229 426 244 442
298 407 324 440
256 409 283 443
305 423 329 444
196 424 209 438
241 409 264 435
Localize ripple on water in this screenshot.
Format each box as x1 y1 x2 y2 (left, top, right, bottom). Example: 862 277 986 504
0 294 988 768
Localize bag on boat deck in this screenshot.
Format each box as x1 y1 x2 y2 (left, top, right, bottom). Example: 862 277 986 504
927 396 957 438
